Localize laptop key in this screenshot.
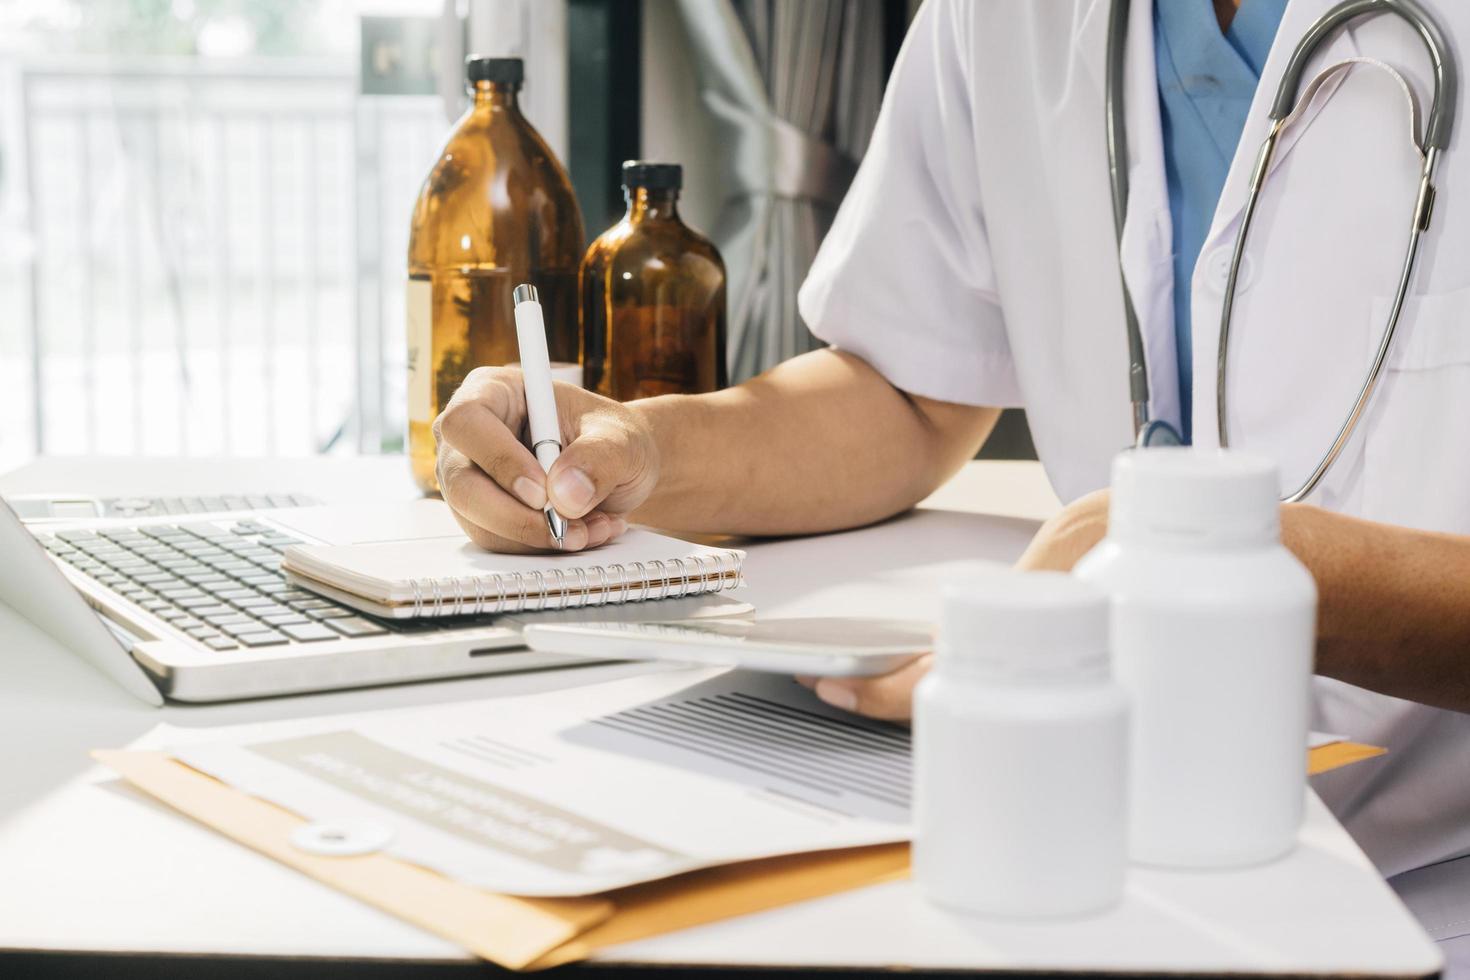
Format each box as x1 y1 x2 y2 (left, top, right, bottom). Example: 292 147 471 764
132 572 176 586
262 613 310 627
181 570 229 582
221 621 273 637
212 561 257 574
327 617 390 637
233 596 276 609
203 636 239 651
187 604 236 618
205 613 255 627
235 630 288 647
186 626 222 639
239 573 282 586
307 607 356 620
279 623 337 643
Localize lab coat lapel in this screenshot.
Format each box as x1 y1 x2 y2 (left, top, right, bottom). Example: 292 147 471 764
1075 0 1181 429
1191 0 1361 449
1206 0 1362 242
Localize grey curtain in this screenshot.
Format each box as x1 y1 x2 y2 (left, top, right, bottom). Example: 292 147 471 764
676 0 885 382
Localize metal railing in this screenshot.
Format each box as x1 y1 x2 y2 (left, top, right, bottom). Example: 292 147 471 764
3 56 445 461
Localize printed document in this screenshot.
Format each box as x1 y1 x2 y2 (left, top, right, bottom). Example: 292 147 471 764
174 669 911 897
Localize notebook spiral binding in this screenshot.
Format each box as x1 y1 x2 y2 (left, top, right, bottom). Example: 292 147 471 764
404 550 744 618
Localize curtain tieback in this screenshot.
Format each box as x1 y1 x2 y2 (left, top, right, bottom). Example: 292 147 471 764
704 90 857 209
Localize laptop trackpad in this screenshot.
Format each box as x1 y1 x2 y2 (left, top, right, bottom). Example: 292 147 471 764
267 499 465 547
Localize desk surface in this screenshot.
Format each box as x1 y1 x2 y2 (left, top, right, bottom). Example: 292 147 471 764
0 456 1441 978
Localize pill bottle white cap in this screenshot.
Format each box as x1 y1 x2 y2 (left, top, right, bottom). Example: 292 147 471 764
938 571 1108 679
1109 448 1280 548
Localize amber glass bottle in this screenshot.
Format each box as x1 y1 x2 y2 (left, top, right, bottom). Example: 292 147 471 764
405 57 585 494
581 162 727 401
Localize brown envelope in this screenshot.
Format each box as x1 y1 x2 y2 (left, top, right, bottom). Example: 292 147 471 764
1307 740 1386 775
93 741 1383 971
94 750 910 970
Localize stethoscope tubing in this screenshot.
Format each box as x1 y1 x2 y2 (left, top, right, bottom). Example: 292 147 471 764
1106 0 1456 498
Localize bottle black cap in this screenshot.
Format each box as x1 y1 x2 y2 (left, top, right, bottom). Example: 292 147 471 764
621 161 682 191
465 56 523 86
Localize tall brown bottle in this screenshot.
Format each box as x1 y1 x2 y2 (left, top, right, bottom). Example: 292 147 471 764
406 57 584 494
581 162 727 401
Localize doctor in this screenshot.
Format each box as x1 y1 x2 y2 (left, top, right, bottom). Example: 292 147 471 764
435 0 1470 967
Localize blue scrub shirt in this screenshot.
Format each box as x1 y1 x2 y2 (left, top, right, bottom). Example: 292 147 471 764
1154 0 1286 441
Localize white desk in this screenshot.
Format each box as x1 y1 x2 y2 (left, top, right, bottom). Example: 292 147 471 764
0 456 1441 978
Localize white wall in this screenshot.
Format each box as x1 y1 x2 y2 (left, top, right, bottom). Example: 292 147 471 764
639 0 722 236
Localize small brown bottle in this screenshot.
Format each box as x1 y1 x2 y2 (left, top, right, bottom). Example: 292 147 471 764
406 56 585 495
581 162 727 401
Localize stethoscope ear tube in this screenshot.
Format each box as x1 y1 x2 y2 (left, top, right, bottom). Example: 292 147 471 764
1104 0 1152 439
1218 0 1454 502
1269 0 1457 150
1107 0 1455 485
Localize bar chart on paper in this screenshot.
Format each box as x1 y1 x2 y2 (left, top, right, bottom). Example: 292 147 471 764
568 683 912 823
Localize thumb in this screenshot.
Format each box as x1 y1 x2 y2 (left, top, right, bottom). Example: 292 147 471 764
545 415 649 519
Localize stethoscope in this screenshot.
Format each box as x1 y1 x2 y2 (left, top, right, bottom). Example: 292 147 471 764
1105 0 1457 501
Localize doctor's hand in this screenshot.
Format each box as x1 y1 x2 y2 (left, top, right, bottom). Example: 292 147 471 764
1013 489 1111 572
434 366 660 554
801 490 1114 721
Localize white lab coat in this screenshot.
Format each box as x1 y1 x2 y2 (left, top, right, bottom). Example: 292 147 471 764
800 0 1470 960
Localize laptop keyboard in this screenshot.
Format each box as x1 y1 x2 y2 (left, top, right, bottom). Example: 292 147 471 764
32 520 498 651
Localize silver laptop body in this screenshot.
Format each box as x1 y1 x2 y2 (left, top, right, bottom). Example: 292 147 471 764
0 498 567 703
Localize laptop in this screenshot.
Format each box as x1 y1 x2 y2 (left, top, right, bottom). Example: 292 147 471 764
0 494 578 704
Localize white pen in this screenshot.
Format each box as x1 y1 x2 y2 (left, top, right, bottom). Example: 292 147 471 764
511 283 567 549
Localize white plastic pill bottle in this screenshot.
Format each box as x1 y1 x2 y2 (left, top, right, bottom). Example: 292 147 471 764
913 570 1128 918
1074 448 1316 869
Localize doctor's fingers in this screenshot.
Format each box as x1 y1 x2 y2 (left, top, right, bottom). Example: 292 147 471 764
438 449 603 554
811 654 933 722
545 411 658 520
435 390 550 512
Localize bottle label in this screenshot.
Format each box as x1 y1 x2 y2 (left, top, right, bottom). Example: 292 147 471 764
406 276 433 423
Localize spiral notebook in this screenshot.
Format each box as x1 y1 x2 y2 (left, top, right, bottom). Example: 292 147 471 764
280 528 745 620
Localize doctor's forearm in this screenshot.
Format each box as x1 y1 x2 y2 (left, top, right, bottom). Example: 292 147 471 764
630 349 1000 535
1283 506 1470 714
